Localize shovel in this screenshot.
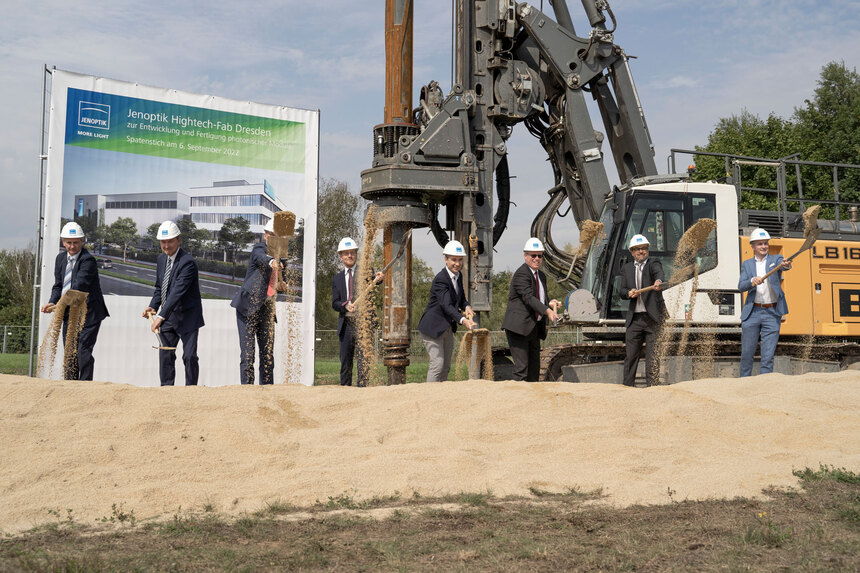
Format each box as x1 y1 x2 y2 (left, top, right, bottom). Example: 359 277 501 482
634 263 697 295
267 210 296 259
350 228 413 306
760 205 822 281
760 227 821 281
146 310 177 350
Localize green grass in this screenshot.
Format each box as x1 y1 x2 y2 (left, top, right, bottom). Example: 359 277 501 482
0 353 30 375
2 467 857 572
314 359 431 385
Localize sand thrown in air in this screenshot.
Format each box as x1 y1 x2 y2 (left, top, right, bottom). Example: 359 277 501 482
573 220 605 260
453 328 493 381
37 292 87 379
654 218 717 378
1 371 858 534
354 205 382 386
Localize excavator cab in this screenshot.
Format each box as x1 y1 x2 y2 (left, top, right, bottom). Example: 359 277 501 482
582 185 718 324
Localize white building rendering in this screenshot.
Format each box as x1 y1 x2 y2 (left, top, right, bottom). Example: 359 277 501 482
74 179 287 243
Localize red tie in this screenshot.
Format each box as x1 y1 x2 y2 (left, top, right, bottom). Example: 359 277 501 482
534 271 540 320
347 268 354 301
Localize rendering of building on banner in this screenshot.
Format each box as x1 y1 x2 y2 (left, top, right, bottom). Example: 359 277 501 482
74 179 286 242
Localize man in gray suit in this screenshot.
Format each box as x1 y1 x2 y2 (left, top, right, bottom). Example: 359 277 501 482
417 240 476 382
231 219 284 385
502 237 559 381
738 228 790 377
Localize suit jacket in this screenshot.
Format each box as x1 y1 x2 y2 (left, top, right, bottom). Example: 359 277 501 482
49 248 109 326
417 268 470 339
619 257 667 327
738 254 788 320
331 266 356 336
502 263 550 339
149 248 204 334
231 242 281 318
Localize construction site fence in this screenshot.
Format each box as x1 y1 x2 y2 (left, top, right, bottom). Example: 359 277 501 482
313 328 584 362
0 325 32 354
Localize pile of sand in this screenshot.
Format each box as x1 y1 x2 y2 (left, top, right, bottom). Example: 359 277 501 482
1 372 858 532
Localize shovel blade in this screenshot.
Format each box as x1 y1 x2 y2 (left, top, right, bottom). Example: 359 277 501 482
266 236 291 259
273 211 295 237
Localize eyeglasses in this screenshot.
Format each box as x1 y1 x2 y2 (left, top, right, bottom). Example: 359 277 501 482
631 246 649 252
526 254 543 259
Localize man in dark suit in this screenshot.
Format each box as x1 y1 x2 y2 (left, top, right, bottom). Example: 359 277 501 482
502 238 560 382
417 240 477 382
619 234 667 387
40 222 109 380
331 237 383 386
142 220 205 386
230 219 284 385
738 228 790 377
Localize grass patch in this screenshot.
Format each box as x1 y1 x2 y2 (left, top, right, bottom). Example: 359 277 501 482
0 353 29 375
314 359 430 385
2 470 858 571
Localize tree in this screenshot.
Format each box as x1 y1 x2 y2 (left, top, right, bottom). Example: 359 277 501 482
0 248 37 353
693 61 860 212
410 253 436 329
90 223 109 254
316 178 363 277
289 218 305 264
793 61 860 204
218 217 255 280
107 217 138 262
693 110 801 211
175 218 211 257
146 222 160 244
314 178 364 329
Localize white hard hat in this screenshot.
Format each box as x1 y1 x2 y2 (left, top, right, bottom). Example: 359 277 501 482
628 234 650 249
157 220 181 240
263 219 275 234
337 237 358 252
523 237 545 252
443 240 466 256
749 228 771 242
60 222 85 239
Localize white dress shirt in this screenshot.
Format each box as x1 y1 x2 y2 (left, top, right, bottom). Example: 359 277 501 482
753 256 776 304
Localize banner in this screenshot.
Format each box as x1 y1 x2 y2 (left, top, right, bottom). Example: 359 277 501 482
40 69 319 386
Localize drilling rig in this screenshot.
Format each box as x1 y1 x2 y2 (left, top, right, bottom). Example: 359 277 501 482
361 1 860 383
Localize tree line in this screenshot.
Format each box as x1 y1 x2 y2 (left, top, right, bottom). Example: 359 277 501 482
692 61 860 211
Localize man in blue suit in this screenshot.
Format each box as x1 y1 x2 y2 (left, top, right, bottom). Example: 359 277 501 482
231 219 284 385
142 220 205 386
41 222 109 380
417 240 476 382
738 228 791 377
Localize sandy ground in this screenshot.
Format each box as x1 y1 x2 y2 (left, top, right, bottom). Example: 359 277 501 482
1 371 858 533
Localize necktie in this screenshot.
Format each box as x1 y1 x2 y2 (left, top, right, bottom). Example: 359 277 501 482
635 263 642 290
534 271 541 320
161 257 173 308
62 256 74 296
347 268 354 301
267 261 278 297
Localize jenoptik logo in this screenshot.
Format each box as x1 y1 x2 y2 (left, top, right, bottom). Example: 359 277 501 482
78 101 111 130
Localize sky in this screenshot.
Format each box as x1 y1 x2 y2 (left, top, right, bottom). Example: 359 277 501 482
2 0 859 272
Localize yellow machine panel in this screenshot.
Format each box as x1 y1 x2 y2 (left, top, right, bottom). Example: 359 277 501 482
740 237 860 337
